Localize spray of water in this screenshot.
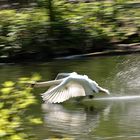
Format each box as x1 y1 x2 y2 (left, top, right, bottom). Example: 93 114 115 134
94 95 140 101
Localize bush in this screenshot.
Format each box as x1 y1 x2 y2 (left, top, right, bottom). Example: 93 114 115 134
0 9 50 58
0 0 139 59
0 74 42 140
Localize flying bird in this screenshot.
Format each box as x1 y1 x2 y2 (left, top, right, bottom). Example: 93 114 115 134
34 72 110 103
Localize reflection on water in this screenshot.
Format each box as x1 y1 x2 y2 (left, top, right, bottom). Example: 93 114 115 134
42 101 110 139
43 103 97 136
0 54 140 139
41 95 140 139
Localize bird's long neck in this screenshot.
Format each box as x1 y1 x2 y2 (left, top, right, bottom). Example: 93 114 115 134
34 79 63 88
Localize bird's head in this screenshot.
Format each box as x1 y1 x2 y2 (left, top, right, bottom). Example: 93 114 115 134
99 87 110 95
91 81 110 95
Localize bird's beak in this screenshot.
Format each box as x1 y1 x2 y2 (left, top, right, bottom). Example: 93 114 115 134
98 86 110 95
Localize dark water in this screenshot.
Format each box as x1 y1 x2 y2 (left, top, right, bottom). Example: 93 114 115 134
0 54 140 140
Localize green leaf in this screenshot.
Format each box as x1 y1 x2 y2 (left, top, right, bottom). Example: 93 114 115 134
29 118 42 124
0 74 42 139
10 134 23 140
0 130 7 137
19 77 30 81
31 73 41 81
0 103 4 109
1 87 13 94
2 81 15 87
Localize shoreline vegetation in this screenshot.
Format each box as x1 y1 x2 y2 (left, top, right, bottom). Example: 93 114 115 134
56 43 140 60
1 44 140 64
1 43 140 63
0 0 139 63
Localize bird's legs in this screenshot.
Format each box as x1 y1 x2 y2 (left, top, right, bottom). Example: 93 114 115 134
88 95 94 99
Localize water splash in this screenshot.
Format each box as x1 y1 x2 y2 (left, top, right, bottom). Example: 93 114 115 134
94 95 140 101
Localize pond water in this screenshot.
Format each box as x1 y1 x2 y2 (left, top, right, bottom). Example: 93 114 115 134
0 54 140 140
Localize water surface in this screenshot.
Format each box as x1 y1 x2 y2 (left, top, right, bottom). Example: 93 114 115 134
0 54 140 140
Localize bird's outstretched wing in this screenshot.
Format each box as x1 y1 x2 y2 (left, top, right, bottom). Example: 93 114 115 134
42 79 86 103
55 73 71 80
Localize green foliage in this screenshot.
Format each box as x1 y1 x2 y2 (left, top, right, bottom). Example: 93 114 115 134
62 0 139 41
0 74 42 140
0 9 49 58
0 0 139 58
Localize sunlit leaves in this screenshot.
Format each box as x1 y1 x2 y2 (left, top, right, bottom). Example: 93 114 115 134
56 0 139 43
0 0 139 58
2 81 15 87
0 103 4 109
0 74 42 140
0 9 49 57
10 135 24 140
47 138 74 140
0 130 7 137
1 87 13 94
28 118 42 124
31 73 42 81
19 77 30 81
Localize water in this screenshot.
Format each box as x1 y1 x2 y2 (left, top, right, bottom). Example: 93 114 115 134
0 54 140 140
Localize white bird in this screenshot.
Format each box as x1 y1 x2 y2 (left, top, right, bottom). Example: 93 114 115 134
35 72 110 103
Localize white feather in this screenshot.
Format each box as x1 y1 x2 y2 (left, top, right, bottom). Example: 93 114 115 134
41 72 110 103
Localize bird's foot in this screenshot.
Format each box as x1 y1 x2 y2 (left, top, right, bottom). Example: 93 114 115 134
88 95 94 99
